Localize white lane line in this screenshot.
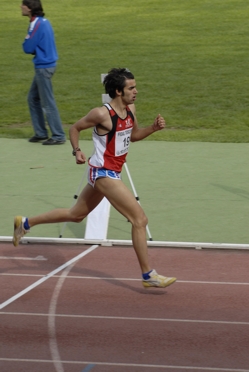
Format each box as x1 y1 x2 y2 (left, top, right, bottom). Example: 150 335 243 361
1 312 249 326
0 245 98 310
178 280 249 285
0 255 47 261
0 358 249 371
62 277 249 286
0 273 249 286
48 262 76 372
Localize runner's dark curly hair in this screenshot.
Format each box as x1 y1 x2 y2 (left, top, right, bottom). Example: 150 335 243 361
103 68 135 99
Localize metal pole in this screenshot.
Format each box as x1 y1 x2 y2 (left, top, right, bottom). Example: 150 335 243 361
124 162 153 241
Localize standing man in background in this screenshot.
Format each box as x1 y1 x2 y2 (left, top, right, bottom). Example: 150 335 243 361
21 0 66 145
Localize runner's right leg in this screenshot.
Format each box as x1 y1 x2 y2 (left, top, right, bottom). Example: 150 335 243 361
13 184 104 246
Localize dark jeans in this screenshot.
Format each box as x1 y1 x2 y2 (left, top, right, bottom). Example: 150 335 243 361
28 67 65 141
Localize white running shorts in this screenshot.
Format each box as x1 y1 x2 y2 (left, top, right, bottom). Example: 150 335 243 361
88 165 121 187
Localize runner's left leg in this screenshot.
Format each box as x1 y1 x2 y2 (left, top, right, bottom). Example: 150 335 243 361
94 177 150 273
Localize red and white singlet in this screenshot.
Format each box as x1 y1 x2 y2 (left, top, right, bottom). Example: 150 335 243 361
89 103 134 172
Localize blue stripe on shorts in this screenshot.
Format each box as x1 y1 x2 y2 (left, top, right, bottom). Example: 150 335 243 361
88 166 121 187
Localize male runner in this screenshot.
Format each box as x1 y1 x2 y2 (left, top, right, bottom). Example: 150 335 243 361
13 68 176 289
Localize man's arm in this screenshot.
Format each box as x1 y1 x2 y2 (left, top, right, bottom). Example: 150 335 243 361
130 107 166 142
22 19 41 54
69 107 108 164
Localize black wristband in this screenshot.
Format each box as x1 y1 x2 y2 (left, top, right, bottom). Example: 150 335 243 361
72 147 81 156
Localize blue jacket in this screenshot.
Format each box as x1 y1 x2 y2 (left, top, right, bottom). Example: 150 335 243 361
22 16 58 68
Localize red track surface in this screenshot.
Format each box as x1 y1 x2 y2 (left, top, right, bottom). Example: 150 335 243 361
0 243 249 372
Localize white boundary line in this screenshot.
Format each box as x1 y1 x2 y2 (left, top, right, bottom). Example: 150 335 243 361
0 245 98 310
1 274 249 286
0 256 47 261
1 236 249 250
0 358 249 371
48 263 76 372
1 312 249 326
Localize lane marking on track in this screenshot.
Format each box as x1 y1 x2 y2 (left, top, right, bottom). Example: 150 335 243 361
1 312 249 326
57 277 249 286
0 255 47 261
48 261 78 372
0 358 249 371
1 273 249 286
0 245 99 310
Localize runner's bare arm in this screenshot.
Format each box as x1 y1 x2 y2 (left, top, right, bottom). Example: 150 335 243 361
69 107 111 164
129 105 165 142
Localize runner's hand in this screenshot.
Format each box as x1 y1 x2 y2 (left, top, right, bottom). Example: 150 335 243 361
152 114 165 131
75 151 87 164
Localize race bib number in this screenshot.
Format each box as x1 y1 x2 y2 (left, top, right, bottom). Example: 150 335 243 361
115 128 132 156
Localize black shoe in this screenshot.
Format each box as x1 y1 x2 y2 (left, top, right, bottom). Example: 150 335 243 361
28 135 48 143
42 138 66 145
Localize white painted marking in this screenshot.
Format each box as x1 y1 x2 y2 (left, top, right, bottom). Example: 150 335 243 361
0 255 47 261
1 312 249 326
63 277 249 286
0 358 248 371
0 245 98 310
48 263 76 372
48 264 73 372
0 273 249 286
0 273 44 277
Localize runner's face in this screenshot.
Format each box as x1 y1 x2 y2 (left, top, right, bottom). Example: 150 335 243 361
121 79 138 104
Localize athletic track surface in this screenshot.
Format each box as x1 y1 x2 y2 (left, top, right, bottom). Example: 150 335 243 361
0 243 249 372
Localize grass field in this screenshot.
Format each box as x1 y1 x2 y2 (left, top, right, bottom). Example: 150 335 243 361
1 0 249 142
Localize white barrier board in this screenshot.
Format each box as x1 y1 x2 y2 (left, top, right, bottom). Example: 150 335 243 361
84 197 111 239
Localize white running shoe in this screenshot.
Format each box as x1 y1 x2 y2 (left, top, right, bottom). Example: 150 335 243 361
13 216 29 247
142 269 177 288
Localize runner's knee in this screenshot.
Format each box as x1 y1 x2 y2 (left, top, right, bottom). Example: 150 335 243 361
72 216 85 223
133 213 148 228
69 212 86 223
